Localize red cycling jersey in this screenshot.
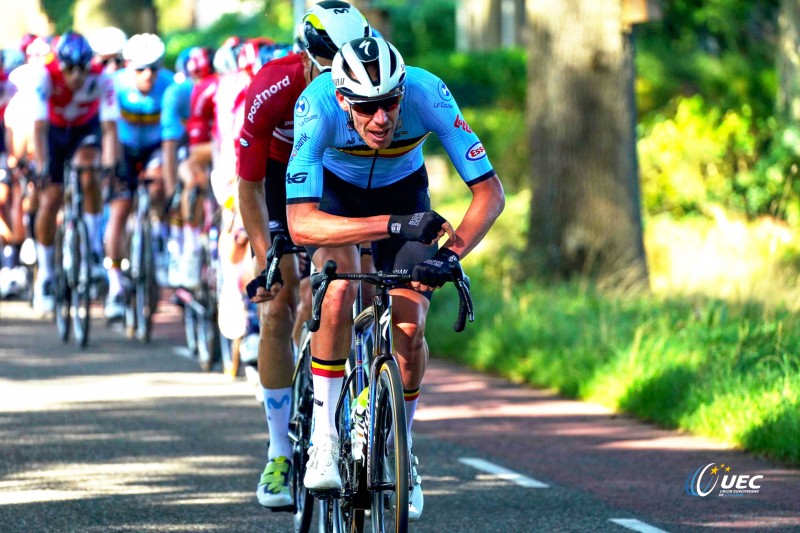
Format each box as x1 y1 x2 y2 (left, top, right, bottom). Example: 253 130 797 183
32 60 117 128
237 53 305 181
186 74 219 146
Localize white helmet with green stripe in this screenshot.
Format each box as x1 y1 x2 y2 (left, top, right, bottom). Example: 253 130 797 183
296 1 371 60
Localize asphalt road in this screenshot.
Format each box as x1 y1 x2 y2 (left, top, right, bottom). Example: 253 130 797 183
1 297 798 533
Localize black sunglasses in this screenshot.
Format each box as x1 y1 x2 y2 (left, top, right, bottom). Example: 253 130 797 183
101 56 124 67
60 63 88 74
347 94 403 116
135 63 161 73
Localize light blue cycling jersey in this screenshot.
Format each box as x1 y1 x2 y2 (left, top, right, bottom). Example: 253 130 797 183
113 67 175 149
160 78 193 143
285 67 494 204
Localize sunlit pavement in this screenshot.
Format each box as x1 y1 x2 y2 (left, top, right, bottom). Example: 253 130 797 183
2 298 799 532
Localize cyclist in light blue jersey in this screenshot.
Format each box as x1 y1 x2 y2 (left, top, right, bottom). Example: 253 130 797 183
104 33 174 320
285 37 505 521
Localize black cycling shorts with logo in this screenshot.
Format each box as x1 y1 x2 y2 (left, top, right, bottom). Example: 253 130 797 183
310 164 437 295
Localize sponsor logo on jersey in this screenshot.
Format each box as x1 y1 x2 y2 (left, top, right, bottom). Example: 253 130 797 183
454 115 472 133
438 80 452 101
239 138 250 148
466 141 486 161
247 75 291 123
298 113 319 127
434 101 453 109
295 96 310 117
286 172 309 184
294 133 309 153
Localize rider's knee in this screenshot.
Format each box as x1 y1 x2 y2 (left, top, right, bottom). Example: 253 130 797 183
322 280 358 322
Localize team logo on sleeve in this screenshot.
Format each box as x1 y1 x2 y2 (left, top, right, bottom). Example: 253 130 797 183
295 96 310 117
465 142 486 161
438 81 452 101
286 172 309 184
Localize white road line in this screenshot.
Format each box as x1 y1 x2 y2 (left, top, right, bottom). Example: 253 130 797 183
609 518 670 533
458 457 549 488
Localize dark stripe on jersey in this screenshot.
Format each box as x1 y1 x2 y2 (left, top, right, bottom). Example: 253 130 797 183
336 133 430 158
465 169 496 186
287 196 321 205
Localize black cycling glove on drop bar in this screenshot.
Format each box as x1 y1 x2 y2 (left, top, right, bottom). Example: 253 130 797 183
388 210 447 243
412 247 460 287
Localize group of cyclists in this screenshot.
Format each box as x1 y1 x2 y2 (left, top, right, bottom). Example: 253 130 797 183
0 0 505 525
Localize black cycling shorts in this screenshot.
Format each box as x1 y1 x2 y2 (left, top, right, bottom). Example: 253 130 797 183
117 143 162 196
310 164 437 285
47 117 102 184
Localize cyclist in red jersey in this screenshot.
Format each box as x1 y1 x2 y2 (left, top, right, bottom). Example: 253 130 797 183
30 31 119 315
237 0 371 509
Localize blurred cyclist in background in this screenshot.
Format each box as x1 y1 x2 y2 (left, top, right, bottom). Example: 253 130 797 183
163 46 216 288
29 31 119 314
88 26 127 74
0 49 24 299
105 33 173 320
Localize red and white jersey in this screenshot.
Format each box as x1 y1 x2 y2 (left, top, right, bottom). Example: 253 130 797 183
31 60 119 127
186 74 218 146
237 53 304 181
213 69 251 173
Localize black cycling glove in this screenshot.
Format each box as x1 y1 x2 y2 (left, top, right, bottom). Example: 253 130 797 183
388 210 447 243
412 248 460 288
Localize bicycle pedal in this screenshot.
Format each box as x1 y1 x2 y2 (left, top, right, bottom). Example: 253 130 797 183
309 488 340 500
268 504 296 514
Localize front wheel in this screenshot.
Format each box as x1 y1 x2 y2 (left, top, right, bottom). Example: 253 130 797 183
133 221 157 343
70 218 92 347
370 359 409 533
291 324 315 533
53 225 70 342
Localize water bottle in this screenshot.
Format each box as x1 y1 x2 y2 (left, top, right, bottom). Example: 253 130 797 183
350 386 369 461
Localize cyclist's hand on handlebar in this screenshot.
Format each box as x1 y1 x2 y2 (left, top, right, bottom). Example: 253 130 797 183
246 268 282 303
388 210 455 244
411 247 460 292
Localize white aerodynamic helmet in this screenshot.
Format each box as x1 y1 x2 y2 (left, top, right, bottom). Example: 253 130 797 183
332 37 405 100
296 0 371 60
88 26 127 56
123 33 165 68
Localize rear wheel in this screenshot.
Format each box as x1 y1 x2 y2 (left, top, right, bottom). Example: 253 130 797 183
370 359 409 533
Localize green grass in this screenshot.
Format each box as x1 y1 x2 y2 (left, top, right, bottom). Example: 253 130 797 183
426 187 800 465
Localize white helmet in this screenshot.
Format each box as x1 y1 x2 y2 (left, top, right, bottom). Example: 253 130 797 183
123 33 165 69
332 37 405 100
88 26 127 57
296 1 370 60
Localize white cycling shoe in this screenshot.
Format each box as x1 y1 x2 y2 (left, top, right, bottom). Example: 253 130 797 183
409 453 424 521
303 434 342 490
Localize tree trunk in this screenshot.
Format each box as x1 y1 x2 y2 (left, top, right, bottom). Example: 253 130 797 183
778 0 800 121
74 0 157 35
525 0 648 291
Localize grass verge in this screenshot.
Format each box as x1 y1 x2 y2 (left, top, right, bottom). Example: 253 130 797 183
426 189 800 464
